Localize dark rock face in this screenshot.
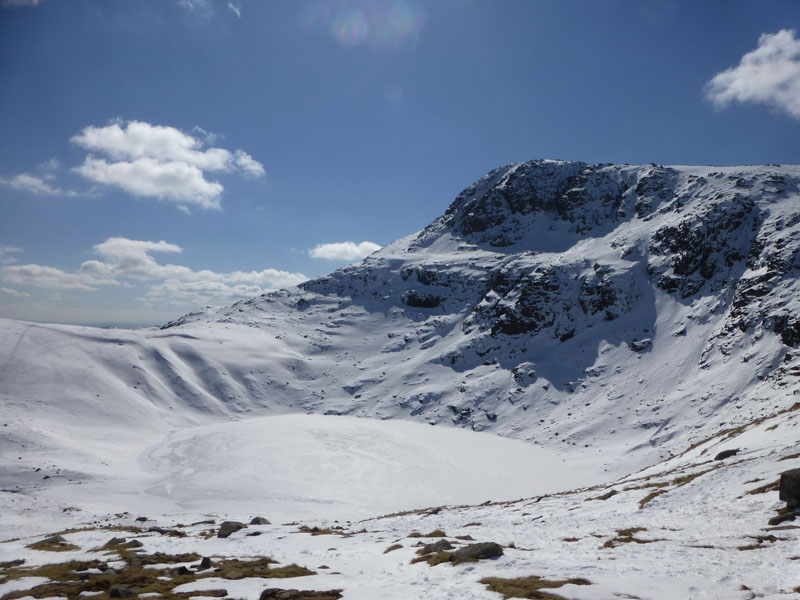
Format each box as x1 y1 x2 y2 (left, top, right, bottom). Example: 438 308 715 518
464 260 635 339
402 290 441 308
217 521 246 538
779 468 800 509
648 194 757 298
443 161 628 245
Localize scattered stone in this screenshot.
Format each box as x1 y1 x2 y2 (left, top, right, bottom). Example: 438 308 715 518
259 589 342 600
109 586 135 598
714 449 739 461
217 521 246 538
251 516 271 525
417 539 454 555
177 565 192 575
780 468 800 509
135 516 148 522
768 513 797 526
198 556 213 570
247 531 263 537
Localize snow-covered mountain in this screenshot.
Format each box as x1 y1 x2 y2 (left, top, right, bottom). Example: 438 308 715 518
2 160 800 600
4 161 800 469
164 160 800 455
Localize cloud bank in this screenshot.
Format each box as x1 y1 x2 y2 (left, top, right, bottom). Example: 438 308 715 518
309 240 381 260
71 120 265 210
706 29 800 120
1 237 307 307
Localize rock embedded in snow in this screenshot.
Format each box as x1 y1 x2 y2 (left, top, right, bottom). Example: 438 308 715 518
779 468 800 509
217 521 246 538
450 541 504 562
713 449 739 461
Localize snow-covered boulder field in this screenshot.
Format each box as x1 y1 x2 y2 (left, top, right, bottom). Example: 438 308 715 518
2 160 799 599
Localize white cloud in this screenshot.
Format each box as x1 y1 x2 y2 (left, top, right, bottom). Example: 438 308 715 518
309 240 381 260
0 287 30 298
0 170 79 197
0 237 307 307
234 150 265 177
74 157 224 210
227 2 241 18
0 244 23 265
705 29 800 120
71 120 265 210
2 264 101 290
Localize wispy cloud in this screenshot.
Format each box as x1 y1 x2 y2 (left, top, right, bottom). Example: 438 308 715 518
298 0 426 51
227 2 241 18
1 237 307 306
71 120 265 211
0 0 44 7
0 244 23 265
0 287 30 298
177 0 212 16
705 29 800 120
0 160 82 197
309 240 381 260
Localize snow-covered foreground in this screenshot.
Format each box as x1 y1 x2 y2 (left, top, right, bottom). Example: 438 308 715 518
17 414 616 523
1 403 798 600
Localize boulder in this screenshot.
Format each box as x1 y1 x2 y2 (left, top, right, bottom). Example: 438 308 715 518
779 468 800 509
250 516 271 525
713 449 739 461
451 542 503 562
217 521 246 538
417 539 454 555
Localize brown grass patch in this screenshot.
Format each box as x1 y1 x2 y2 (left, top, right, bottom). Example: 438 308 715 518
480 575 591 599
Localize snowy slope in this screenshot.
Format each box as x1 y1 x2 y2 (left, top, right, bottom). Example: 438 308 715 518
2 160 800 599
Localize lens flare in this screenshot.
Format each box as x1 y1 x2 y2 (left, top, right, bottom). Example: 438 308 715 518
330 9 370 46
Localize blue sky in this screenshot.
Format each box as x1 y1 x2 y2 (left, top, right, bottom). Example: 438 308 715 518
1 0 799 326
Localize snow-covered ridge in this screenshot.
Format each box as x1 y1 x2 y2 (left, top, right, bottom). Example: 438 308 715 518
3 160 800 482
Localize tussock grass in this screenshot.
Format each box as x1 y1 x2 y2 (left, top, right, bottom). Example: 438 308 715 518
407 529 447 538
480 575 591 599
26 536 79 552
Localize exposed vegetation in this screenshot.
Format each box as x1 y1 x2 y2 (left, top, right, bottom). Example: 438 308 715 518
480 574 592 599
1 530 315 600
